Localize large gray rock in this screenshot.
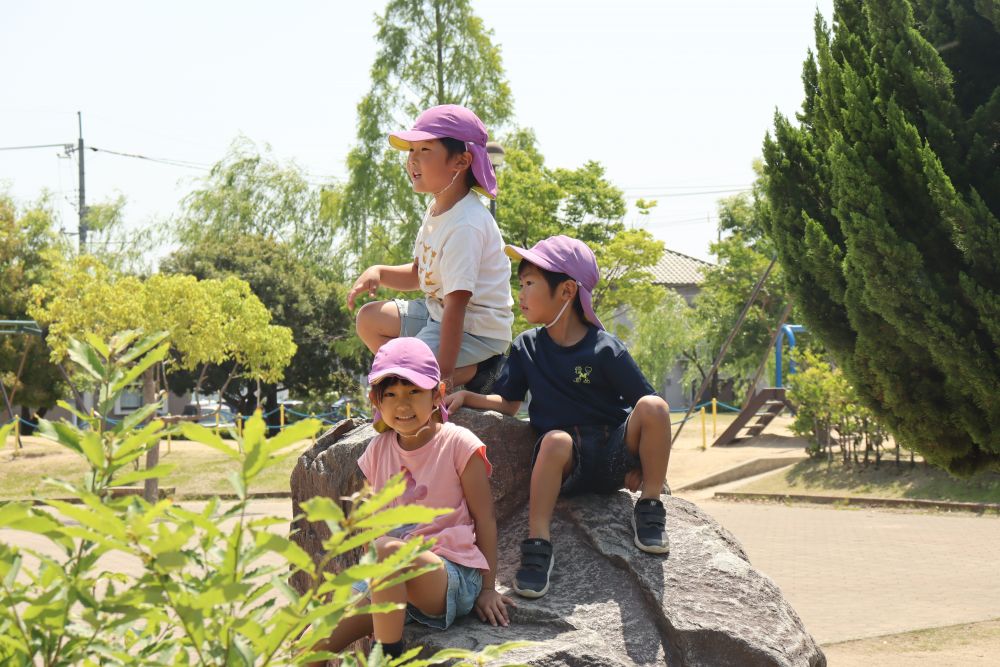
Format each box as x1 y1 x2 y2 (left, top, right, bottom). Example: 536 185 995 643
290 411 825 667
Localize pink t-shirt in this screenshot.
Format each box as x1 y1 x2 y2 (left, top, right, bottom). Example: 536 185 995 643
357 422 493 571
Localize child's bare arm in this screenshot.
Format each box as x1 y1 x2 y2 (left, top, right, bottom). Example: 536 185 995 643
438 290 472 389
445 390 521 416
461 454 515 626
347 261 419 308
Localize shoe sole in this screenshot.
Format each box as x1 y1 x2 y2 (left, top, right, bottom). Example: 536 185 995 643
513 552 554 599
632 514 670 554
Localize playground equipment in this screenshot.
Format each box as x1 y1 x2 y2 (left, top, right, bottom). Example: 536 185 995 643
0 320 46 449
712 322 808 447
668 257 810 447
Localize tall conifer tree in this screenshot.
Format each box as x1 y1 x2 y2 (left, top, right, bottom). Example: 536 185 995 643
763 0 1000 473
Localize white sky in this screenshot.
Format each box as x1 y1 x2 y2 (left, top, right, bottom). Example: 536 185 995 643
0 0 833 264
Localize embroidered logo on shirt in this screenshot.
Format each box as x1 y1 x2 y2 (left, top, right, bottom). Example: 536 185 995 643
418 242 441 297
574 366 593 384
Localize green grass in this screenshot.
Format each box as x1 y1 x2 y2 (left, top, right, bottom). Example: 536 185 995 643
1 435 312 499
736 456 1000 504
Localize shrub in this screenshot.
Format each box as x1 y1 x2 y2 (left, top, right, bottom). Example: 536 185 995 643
0 331 524 666
787 349 890 467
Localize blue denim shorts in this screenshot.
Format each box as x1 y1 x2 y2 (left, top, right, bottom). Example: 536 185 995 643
352 556 483 630
534 414 641 496
395 298 509 368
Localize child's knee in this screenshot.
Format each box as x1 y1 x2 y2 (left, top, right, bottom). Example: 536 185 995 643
374 536 405 560
356 300 382 328
636 395 670 423
537 430 573 462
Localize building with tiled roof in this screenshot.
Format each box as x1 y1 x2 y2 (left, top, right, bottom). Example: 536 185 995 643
648 248 714 304
648 248 714 285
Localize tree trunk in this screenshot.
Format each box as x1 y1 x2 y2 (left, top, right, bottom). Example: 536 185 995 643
434 2 445 103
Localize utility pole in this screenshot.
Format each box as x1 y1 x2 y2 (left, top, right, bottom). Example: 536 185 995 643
77 111 87 253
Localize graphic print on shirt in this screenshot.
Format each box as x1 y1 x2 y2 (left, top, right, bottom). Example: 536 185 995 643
418 242 441 299
387 466 429 539
574 365 593 384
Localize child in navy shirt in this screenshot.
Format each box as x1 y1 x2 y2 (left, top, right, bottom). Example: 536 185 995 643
447 235 672 598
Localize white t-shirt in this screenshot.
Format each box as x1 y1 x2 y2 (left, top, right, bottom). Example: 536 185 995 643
413 191 514 341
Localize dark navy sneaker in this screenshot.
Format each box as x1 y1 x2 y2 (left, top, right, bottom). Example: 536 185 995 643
632 498 669 554
463 353 506 395
513 538 554 598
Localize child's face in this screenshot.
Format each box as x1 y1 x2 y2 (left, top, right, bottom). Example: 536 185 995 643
517 264 572 325
406 139 467 194
370 380 443 437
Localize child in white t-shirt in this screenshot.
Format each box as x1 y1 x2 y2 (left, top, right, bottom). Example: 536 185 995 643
347 104 513 393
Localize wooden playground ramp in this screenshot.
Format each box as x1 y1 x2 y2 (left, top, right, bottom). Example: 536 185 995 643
713 388 788 447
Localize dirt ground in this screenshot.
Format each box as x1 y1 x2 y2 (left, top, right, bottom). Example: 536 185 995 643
1 433 311 497
822 618 1000 666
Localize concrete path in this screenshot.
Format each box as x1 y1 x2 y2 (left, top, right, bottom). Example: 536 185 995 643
696 500 1000 644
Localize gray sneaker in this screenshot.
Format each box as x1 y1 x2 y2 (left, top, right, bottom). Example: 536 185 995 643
632 498 669 554
513 538 554 598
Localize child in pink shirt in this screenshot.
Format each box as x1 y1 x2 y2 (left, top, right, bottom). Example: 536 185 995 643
313 338 514 660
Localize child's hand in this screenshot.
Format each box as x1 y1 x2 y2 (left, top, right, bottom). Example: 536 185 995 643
474 588 516 627
347 266 382 310
625 468 643 492
445 390 467 413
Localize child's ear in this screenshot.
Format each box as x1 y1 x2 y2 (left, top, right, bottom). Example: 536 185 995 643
368 389 378 407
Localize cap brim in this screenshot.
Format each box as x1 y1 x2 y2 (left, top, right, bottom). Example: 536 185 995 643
368 368 439 390
504 245 561 273
388 130 442 151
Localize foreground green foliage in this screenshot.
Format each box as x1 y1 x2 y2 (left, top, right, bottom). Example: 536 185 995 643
0 332 526 666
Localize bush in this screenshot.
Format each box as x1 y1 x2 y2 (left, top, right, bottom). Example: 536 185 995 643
0 331 525 666
787 350 890 467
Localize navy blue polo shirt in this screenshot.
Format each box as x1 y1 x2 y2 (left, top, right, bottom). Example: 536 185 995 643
492 325 656 433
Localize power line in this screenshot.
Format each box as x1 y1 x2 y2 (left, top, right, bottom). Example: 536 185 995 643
642 214 719 225
622 183 751 192
89 146 342 184
624 187 751 198
89 146 212 171
0 143 72 152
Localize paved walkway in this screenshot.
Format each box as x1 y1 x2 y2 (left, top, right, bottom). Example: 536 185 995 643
696 500 1000 644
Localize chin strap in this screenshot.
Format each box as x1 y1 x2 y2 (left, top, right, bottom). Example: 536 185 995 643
545 281 582 329
432 170 461 197
397 405 442 441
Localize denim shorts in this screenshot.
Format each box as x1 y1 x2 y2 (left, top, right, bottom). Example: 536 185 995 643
395 298 509 368
533 414 641 496
351 556 483 630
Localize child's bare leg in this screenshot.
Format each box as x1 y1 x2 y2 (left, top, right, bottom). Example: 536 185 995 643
453 364 476 387
356 301 402 354
307 613 374 665
624 396 672 498
369 537 448 644
528 431 574 540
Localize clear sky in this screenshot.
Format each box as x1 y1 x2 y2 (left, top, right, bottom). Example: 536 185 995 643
0 0 833 264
